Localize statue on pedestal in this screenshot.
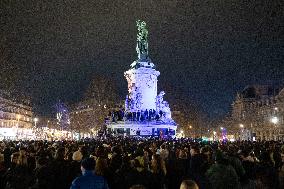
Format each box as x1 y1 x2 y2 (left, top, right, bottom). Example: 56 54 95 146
161 101 172 120
136 20 149 61
156 91 173 121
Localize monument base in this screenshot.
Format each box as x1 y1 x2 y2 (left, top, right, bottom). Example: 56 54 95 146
107 121 177 137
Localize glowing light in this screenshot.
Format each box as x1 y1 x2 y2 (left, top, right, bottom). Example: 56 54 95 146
213 131 216 135
189 125 192 129
34 118 38 122
271 117 279 124
239 124 244 128
220 127 224 130
180 130 184 134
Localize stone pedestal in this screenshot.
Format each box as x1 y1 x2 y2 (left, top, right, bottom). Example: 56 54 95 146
124 60 160 112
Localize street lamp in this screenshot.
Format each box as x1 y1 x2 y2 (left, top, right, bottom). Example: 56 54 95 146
239 124 244 140
34 118 39 127
180 130 184 138
270 116 279 141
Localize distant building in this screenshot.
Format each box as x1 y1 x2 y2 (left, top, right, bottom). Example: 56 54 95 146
0 90 33 138
70 100 124 133
69 100 94 132
230 85 284 141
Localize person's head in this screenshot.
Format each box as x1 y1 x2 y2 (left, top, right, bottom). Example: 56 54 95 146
112 145 122 155
190 145 200 156
54 147 65 160
72 150 83 162
36 156 48 168
96 145 106 158
81 158 95 173
19 147 27 155
130 158 142 169
180 180 199 189
178 149 187 159
11 153 19 164
129 185 146 189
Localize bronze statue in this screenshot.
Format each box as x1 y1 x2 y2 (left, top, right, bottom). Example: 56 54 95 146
136 20 149 60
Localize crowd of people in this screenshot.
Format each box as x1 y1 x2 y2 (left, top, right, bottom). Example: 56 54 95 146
109 108 164 123
0 137 284 189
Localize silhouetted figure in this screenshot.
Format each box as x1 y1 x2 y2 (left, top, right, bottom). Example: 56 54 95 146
137 111 141 121
149 109 152 120
133 112 136 121
144 109 148 120
159 110 163 117
136 129 141 136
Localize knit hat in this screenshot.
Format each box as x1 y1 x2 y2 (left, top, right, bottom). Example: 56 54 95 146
72 150 83 161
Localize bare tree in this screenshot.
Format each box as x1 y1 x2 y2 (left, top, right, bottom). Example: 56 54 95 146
70 75 120 132
159 83 207 137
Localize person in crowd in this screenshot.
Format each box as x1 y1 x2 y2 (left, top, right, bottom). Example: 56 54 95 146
257 150 280 189
70 158 109 189
0 153 6 187
180 180 199 189
273 145 282 171
150 154 167 188
2 150 33 189
30 157 53 189
49 147 70 189
95 156 108 176
124 158 152 188
240 149 257 181
3 145 12 168
67 148 84 185
189 145 210 189
114 155 132 188
159 144 169 161
107 145 123 188
225 145 246 183
206 150 240 189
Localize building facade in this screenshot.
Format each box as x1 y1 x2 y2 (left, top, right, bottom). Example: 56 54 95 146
230 85 284 141
0 91 33 138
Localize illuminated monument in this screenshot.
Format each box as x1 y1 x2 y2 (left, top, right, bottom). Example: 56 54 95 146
107 20 177 136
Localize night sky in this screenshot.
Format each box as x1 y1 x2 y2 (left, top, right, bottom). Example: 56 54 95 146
1 0 284 118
